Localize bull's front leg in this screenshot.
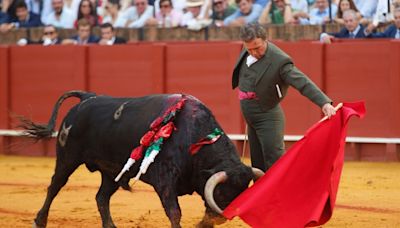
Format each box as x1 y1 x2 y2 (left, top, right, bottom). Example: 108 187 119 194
154 185 182 228
96 173 119 228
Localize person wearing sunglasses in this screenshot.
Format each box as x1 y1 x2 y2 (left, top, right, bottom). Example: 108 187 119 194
147 0 183 27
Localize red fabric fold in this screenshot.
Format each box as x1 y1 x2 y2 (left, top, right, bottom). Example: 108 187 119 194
223 101 366 228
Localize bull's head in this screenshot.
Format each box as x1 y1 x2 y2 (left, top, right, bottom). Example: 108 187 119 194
204 166 264 215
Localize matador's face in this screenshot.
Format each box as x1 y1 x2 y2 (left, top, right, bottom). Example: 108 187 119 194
244 38 267 60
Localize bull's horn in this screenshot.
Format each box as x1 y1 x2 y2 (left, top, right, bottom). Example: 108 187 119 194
204 171 227 214
252 167 264 181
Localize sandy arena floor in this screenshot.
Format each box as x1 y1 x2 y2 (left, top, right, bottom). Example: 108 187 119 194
0 155 399 228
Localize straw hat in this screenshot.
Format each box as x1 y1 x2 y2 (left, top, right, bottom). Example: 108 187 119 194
186 0 204 7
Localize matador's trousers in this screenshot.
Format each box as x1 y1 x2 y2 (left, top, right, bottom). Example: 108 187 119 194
240 100 285 172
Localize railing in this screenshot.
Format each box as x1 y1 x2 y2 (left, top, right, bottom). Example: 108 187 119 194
0 24 345 45
2 129 400 144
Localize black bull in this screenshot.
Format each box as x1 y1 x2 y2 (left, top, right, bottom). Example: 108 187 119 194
21 91 262 228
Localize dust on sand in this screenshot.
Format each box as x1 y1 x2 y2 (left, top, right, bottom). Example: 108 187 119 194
0 155 399 227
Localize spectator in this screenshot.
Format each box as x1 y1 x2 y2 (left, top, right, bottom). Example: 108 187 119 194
372 0 398 26
148 0 184 27
308 0 337 25
181 0 212 30
102 0 128 28
62 18 99 44
153 0 186 14
41 24 62 45
258 0 294 25
43 0 75 28
320 9 367 43
124 0 155 28
74 0 102 28
367 7 400 39
0 0 42 33
291 0 309 24
98 22 127 45
353 0 377 22
211 0 236 27
223 0 263 26
335 0 365 25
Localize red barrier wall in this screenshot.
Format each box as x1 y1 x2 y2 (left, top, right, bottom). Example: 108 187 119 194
325 41 400 137
88 44 165 96
165 42 243 133
0 47 9 153
8 45 88 156
274 41 326 135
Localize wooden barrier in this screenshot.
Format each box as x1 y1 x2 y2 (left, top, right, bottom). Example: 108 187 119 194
0 40 399 161
0 24 344 45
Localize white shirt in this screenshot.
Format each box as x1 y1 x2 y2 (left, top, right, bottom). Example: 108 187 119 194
372 0 394 26
103 12 128 28
123 5 154 28
43 9 75 28
246 55 258 67
291 0 308 13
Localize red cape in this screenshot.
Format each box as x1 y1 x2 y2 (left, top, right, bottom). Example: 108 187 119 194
223 102 366 228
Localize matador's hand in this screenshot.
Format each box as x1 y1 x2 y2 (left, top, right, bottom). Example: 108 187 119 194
322 103 336 119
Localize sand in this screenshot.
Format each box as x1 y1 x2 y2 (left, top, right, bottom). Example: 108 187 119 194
0 155 399 228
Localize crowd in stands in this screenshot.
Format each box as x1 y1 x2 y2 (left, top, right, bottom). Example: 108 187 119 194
1 0 399 45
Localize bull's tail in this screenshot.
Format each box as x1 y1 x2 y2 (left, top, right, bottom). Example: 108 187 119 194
19 90 96 140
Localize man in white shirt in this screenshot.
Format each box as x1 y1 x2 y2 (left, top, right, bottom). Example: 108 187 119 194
43 0 75 28
124 0 155 28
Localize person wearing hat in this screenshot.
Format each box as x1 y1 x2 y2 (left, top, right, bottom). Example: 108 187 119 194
223 0 263 26
232 23 336 172
181 0 212 30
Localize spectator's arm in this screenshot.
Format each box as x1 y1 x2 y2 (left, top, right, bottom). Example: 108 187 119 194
1 0 12 12
244 4 263 23
333 17 344 25
283 1 294 24
223 10 241 26
258 2 272 24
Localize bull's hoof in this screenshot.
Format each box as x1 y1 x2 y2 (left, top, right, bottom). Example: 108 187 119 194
196 221 214 228
32 221 45 228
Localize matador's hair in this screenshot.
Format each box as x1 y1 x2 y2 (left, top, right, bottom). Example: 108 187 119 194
239 22 267 42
